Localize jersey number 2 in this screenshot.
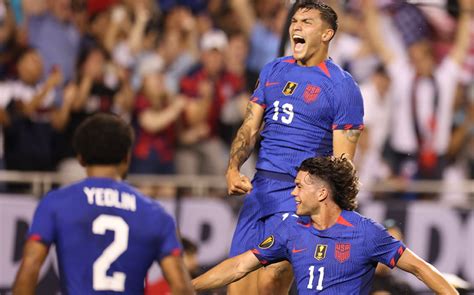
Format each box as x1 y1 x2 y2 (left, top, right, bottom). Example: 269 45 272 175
92 215 129 291
307 265 324 290
272 101 294 124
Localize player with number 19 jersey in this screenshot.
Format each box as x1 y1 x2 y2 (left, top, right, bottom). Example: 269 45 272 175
229 56 364 257
28 177 181 295
252 211 406 294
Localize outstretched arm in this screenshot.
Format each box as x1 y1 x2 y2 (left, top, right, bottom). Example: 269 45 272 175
226 101 264 195
160 255 195 295
396 248 458 295
192 250 262 291
12 240 49 295
449 0 472 65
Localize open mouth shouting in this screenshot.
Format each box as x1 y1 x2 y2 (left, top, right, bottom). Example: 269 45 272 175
292 34 306 54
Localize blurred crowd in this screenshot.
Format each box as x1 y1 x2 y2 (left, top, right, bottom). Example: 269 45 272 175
0 0 471 200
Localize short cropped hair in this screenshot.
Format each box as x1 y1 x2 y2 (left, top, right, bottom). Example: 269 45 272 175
295 0 338 34
298 156 359 210
73 113 134 165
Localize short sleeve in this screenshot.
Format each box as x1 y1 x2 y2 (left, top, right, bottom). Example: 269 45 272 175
332 77 364 130
364 220 406 269
251 230 289 266
28 193 57 246
155 212 182 262
249 61 273 107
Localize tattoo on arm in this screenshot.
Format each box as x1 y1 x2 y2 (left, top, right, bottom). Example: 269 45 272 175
342 130 361 144
228 103 259 170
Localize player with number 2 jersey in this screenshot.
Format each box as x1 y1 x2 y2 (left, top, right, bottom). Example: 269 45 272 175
13 114 194 295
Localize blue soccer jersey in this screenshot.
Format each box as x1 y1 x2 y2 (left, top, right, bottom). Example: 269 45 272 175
252 211 405 295
251 56 364 177
28 177 181 295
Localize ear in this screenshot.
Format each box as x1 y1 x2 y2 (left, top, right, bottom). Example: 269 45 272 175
322 29 335 42
316 186 329 202
77 155 86 167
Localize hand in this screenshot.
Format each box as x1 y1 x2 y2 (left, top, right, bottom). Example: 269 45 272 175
46 67 64 88
173 95 187 112
226 169 253 196
198 80 214 99
62 82 77 108
134 2 150 24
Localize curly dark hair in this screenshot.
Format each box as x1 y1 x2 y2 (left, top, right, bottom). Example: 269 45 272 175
73 113 134 165
298 156 359 210
295 0 338 35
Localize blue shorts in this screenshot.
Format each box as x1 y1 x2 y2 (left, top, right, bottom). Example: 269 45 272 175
229 170 296 257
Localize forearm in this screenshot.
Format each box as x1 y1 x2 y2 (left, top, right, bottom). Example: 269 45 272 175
412 262 458 294
227 124 258 172
13 260 42 295
450 10 471 64
22 85 53 117
397 249 458 295
73 77 93 111
139 106 182 133
192 256 253 290
50 103 72 131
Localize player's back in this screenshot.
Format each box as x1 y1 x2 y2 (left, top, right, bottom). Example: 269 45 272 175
31 177 179 294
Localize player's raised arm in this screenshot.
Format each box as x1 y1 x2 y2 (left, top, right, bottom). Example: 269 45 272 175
396 248 459 295
12 240 49 295
192 250 262 290
160 255 195 295
226 101 264 195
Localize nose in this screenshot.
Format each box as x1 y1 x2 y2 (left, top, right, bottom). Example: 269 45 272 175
291 187 297 196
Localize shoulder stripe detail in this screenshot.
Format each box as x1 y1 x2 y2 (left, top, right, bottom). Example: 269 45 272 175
29 234 42 241
317 61 331 78
283 58 296 63
171 248 182 256
336 215 354 227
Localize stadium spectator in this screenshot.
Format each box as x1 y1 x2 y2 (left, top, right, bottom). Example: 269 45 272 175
54 45 133 180
23 0 81 83
225 2 364 294
193 156 458 295
12 113 194 294
130 54 185 174
176 29 236 176
363 0 472 193
1 48 73 174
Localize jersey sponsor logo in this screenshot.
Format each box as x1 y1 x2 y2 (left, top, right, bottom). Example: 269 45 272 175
303 85 321 103
314 244 327 260
335 243 351 263
258 235 275 249
282 81 298 96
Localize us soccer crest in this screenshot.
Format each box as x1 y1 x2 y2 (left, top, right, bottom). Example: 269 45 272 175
303 85 321 103
314 244 327 260
258 235 275 249
335 243 351 263
282 81 298 96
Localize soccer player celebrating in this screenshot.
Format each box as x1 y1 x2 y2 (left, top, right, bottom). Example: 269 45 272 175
13 114 194 295
194 156 458 295
226 0 363 293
